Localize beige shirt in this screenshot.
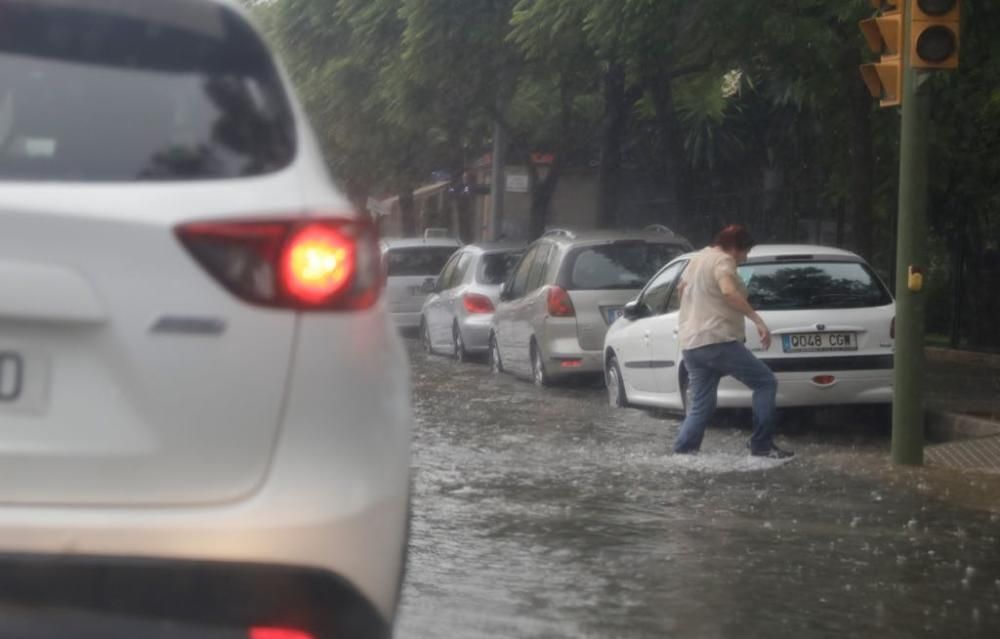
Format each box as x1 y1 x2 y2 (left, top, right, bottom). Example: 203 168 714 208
677 247 747 350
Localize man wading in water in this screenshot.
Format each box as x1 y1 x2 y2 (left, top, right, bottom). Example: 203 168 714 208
673 225 793 459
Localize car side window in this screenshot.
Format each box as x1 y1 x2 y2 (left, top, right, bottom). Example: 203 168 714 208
663 261 689 314
436 253 461 290
508 246 538 299
640 261 686 316
449 253 473 289
525 244 552 293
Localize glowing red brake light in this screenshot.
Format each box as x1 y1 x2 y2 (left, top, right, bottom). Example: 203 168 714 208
249 628 315 639
282 224 355 303
177 217 380 310
463 293 495 314
547 286 575 317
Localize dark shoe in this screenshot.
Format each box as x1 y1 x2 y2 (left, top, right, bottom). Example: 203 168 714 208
750 444 794 459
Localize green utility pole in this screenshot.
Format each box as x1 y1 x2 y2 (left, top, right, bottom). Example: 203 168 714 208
891 0 930 466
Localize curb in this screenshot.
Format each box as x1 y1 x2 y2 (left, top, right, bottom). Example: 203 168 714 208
926 409 1000 443
925 346 1000 370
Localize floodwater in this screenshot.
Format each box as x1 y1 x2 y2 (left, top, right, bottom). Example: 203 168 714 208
396 340 1000 638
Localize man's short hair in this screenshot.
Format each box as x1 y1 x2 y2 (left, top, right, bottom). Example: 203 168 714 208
712 225 755 252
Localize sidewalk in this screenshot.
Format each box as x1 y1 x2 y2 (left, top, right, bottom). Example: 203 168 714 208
923 347 1000 473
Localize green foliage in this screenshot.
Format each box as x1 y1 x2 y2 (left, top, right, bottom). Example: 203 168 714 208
254 0 998 347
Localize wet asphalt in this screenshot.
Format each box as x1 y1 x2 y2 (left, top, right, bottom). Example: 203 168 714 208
396 338 1000 638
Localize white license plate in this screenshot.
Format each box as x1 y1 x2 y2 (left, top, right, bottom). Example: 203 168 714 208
782 332 857 353
605 307 625 324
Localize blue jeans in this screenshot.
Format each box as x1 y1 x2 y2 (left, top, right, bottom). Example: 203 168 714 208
673 341 778 454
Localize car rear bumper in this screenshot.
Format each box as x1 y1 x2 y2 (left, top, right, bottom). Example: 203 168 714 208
457 314 493 352
0 308 412 627
717 369 894 407
0 554 389 638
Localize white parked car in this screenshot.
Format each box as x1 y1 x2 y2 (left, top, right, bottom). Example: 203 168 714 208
0 0 410 636
381 237 462 330
420 243 524 360
603 245 895 412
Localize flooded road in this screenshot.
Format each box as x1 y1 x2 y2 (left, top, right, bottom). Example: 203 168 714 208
396 339 1000 638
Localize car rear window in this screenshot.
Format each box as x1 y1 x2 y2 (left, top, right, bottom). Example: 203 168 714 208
739 261 893 310
478 251 524 285
566 242 684 290
385 247 458 277
0 0 295 181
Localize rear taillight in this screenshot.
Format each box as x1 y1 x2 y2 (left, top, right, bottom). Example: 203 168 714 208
890 316 895 339
177 217 380 310
463 293 495 314
547 286 576 317
249 628 315 639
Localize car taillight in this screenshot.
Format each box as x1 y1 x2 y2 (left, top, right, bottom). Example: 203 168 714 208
249 628 315 639
890 316 895 339
177 217 381 310
463 293 495 314
547 286 575 317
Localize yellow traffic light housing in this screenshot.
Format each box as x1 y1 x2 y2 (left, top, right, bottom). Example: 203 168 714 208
859 2 903 107
910 0 960 69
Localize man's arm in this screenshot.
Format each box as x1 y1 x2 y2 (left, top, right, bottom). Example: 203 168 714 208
719 274 771 350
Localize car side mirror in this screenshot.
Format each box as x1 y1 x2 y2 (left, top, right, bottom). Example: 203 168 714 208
623 300 644 320
421 278 437 294
499 284 512 302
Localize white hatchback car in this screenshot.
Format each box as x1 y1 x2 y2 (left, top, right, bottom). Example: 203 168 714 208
0 0 410 636
603 245 895 412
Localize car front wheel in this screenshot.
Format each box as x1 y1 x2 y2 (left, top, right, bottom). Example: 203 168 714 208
606 355 627 408
489 334 503 374
531 341 550 387
421 319 433 355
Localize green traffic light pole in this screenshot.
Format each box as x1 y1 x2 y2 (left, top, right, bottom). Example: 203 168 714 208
891 0 930 466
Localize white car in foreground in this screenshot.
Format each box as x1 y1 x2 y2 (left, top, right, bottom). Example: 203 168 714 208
603 245 895 412
0 0 410 636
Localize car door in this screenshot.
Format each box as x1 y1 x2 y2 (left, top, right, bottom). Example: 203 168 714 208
497 245 537 374
614 261 686 393
519 244 554 361
426 253 459 348
439 252 473 343
647 260 690 405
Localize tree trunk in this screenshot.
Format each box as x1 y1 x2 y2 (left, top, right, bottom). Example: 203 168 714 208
647 67 690 225
527 159 562 240
598 62 628 229
398 185 417 237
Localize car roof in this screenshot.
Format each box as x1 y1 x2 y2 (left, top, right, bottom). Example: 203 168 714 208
462 242 526 254
672 244 865 263
380 237 462 250
538 228 692 248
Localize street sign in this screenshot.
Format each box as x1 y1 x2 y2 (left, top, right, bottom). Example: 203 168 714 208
505 174 529 193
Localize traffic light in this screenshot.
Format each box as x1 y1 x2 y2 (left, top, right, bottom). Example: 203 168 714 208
859 1 903 107
910 0 960 69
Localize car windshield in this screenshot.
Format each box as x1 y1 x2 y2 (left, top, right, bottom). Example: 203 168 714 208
739 261 893 311
385 247 457 277
0 0 295 181
478 251 523 285
567 242 684 290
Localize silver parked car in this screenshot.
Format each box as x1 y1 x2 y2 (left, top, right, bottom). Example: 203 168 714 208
381 237 462 330
489 227 691 385
420 243 525 360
